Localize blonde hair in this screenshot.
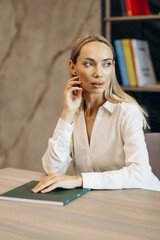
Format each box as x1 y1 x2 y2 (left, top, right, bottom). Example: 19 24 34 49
70 34 149 128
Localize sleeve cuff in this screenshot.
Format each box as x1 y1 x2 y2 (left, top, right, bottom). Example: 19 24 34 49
81 172 102 189
81 170 124 189
53 118 74 140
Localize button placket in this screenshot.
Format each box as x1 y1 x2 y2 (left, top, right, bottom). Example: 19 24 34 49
88 108 103 170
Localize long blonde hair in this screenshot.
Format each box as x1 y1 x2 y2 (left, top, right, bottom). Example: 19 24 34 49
70 34 149 128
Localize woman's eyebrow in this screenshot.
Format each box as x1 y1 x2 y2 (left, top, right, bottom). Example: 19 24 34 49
103 58 113 62
83 57 113 62
83 58 96 62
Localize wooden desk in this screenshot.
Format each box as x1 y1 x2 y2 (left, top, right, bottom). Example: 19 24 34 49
0 168 160 240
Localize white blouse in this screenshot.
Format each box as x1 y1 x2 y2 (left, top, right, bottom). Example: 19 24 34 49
42 100 160 191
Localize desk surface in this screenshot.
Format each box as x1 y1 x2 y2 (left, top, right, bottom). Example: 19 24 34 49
0 168 160 240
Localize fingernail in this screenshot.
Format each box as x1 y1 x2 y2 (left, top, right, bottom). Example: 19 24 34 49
32 189 37 193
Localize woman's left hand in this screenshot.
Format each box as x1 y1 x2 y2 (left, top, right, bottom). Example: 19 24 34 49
31 173 83 193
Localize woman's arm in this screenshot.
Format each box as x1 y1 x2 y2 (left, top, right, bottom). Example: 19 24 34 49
32 118 83 193
32 76 84 193
81 107 160 191
42 118 74 175
42 76 83 174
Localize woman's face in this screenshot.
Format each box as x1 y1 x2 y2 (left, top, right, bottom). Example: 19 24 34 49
72 41 115 95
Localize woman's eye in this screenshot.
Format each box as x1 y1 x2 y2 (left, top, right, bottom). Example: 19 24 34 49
103 62 111 67
84 62 93 67
103 62 112 68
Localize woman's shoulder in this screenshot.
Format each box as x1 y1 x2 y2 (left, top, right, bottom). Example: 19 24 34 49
109 101 142 126
106 99 140 115
117 101 139 112
105 93 140 115
116 102 143 129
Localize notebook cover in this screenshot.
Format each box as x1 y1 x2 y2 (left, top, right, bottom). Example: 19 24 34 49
0 181 91 206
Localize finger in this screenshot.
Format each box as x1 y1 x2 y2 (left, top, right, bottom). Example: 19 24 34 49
66 87 83 95
69 76 79 81
32 180 43 191
66 81 81 90
31 173 57 190
76 88 84 97
67 77 79 85
65 85 83 93
32 178 56 193
32 182 48 193
68 79 81 85
41 182 58 193
31 176 48 192
67 76 80 84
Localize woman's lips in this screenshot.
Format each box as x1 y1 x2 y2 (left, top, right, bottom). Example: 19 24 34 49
91 82 104 88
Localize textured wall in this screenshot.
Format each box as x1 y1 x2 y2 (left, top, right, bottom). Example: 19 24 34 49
0 0 101 171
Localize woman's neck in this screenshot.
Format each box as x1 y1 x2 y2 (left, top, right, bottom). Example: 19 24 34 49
83 92 106 116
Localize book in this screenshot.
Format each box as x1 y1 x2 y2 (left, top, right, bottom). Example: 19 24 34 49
121 39 137 86
0 181 91 206
125 0 151 16
114 39 130 86
120 0 127 16
131 39 157 86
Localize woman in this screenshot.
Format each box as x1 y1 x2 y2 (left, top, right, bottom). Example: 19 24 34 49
32 34 160 193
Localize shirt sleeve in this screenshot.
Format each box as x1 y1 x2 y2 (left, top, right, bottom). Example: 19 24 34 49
42 118 74 174
82 107 160 191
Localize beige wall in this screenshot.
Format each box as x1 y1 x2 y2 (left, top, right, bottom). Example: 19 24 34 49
0 0 101 172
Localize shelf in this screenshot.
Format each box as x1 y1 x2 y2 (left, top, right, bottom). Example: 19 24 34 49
102 0 160 131
122 84 160 92
104 14 160 22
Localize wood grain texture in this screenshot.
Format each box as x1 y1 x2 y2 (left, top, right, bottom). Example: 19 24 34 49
0 168 160 240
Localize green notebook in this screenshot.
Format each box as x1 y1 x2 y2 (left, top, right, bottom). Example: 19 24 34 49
0 181 90 206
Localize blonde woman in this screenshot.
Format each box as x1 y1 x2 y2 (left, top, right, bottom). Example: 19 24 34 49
32 34 160 193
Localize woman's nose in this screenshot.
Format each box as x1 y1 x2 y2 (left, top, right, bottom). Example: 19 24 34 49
93 65 103 78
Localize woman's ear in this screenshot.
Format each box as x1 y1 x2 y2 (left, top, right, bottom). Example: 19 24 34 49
69 60 77 76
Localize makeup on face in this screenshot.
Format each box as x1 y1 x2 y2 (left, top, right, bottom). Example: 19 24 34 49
74 42 114 93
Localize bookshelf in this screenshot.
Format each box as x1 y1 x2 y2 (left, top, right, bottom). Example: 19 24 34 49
102 0 160 131
103 0 160 40
105 15 160 25
122 84 160 92
102 0 160 89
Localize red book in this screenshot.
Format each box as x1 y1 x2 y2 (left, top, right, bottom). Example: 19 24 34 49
125 0 151 16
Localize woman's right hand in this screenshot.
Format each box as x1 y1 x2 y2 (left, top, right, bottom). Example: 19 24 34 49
61 76 83 123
